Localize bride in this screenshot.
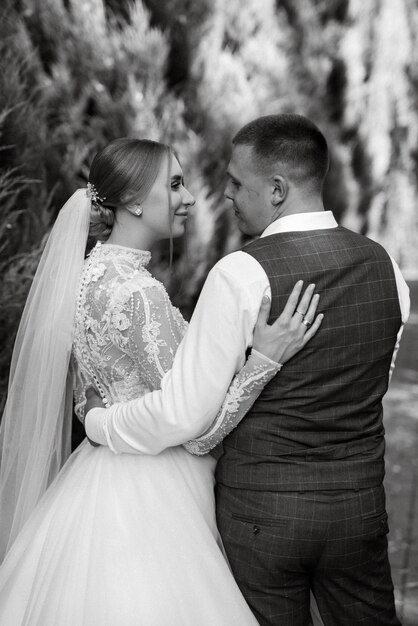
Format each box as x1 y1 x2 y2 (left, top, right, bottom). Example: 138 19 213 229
0 138 323 625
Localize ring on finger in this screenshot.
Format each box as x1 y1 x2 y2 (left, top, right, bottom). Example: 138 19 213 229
295 309 305 317
302 318 312 328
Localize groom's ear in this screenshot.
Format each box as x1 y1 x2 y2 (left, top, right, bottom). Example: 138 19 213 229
271 175 287 206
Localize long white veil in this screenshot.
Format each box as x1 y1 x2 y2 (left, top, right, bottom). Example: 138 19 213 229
0 189 91 561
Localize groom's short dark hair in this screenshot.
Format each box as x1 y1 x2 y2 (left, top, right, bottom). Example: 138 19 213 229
232 114 329 191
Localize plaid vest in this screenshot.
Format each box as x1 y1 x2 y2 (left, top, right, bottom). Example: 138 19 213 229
216 227 402 491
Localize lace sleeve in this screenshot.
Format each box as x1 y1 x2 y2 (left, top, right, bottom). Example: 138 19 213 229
183 349 282 455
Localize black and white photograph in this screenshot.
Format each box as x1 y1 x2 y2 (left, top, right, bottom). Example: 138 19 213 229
0 1 417 624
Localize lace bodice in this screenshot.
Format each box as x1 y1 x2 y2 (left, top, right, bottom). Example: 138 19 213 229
73 242 281 455
73 242 187 421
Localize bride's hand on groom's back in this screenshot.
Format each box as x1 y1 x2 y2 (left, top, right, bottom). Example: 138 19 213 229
252 281 324 365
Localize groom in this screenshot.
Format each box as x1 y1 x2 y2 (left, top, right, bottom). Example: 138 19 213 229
85 114 409 625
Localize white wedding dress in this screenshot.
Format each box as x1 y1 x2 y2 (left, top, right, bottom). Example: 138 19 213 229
0 242 284 625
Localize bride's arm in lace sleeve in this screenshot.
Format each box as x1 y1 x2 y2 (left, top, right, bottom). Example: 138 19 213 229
183 286 323 456
183 349 280 455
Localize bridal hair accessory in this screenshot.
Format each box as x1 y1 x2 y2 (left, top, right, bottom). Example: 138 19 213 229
86 182 106 205
0 189 91 561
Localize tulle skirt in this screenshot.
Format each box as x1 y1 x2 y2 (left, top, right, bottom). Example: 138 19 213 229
0 440 258 625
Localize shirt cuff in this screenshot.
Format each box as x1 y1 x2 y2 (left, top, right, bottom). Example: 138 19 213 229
85 407 109 446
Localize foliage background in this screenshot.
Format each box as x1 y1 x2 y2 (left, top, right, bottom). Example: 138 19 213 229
1 0 417 620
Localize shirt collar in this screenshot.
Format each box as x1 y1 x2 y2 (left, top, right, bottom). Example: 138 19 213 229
260 211 338 238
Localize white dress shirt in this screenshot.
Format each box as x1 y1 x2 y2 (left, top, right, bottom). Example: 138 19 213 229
86 211 410 454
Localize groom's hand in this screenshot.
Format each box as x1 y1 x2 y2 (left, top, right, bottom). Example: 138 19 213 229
85 387 105 447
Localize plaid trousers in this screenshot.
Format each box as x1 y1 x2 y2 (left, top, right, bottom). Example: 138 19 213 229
216 484 400 626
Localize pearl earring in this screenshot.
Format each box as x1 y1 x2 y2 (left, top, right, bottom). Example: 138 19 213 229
134 206 143 217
